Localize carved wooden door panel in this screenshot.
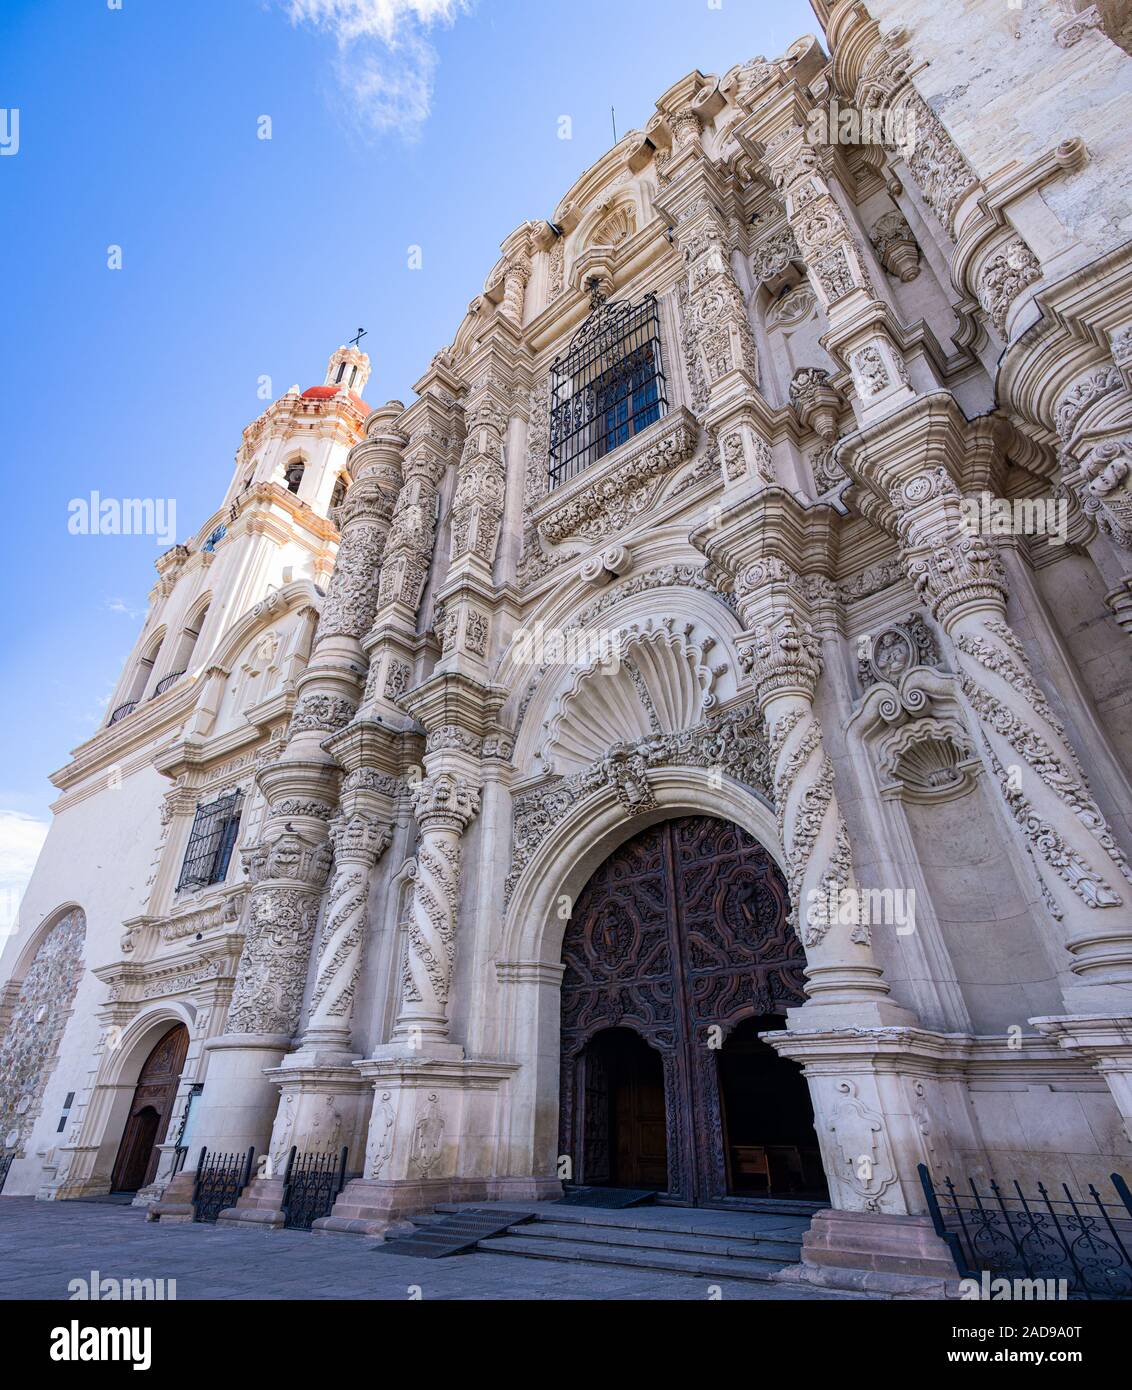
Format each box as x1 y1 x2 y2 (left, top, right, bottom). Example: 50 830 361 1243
559 816 803 1204
110 1023 189 1192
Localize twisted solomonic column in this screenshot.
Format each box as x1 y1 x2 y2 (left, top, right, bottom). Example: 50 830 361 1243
892 465 1132 1000
299 810 393 1055
391 772 481 1046
738 584 902 1019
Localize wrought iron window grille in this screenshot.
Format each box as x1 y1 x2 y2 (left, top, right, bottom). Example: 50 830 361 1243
547 293 668 490
919 1163 1132 1299
176 790 243 892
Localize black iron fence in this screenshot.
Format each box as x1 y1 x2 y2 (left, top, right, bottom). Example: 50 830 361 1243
191 1146 255 1224
918 1163 1132 1299
0 1151 13 1194
281 1146 349 1231
152 670 186 697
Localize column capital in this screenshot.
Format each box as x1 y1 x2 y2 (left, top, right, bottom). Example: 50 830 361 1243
904 534 1009 629
739 610 825 706
409 771 481 834
328 809 393 868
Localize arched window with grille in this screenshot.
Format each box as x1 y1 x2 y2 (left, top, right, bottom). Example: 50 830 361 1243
157 598 211 696
547 292 667 489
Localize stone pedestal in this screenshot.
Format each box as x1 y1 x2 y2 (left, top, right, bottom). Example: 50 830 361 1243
216 1175 288 1229
316 1055 519 1237
787 1208 961 1298
1032 1013 1132 1144
145 1169 196 1223
766 1026 981 1216
182 1033 291 1161
215 1062 369 1228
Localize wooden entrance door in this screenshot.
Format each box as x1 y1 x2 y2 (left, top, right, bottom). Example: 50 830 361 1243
559 816 807 1203
110 1023 189 1192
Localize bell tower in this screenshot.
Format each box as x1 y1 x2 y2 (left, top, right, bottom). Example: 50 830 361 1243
325 343 371 396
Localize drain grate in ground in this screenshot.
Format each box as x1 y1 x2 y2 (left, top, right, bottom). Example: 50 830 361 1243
555 1187 658 1209
374 1208 534 1258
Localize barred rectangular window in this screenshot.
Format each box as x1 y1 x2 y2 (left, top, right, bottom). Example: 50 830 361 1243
176 790 243 891
548 293 668 489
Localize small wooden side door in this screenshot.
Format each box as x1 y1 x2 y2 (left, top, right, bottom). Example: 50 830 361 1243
110 1023 189 1192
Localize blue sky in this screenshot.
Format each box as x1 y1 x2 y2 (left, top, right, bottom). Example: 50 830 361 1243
0 0 817 913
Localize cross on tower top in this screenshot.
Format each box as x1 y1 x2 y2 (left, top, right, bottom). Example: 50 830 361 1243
349 327 367 350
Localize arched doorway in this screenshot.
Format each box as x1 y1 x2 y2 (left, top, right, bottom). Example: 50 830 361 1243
559 815 818 1204
109 1023 189 1193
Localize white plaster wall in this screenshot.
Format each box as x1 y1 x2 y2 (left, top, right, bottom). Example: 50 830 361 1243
0 762 168 1194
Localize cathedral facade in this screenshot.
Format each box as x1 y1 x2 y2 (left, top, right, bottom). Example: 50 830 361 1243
4 2 1132 1287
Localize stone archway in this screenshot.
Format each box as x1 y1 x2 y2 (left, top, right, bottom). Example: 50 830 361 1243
557 814 811 1204
109 1023 190 1193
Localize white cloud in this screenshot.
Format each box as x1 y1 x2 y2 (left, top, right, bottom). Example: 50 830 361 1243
0 810 49 939
105 597 143 619
282 0 472 138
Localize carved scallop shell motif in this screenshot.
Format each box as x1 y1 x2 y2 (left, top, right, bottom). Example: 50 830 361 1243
543 619 720 775
894 736 965 793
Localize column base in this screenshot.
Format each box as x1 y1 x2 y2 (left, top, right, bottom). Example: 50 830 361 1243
781 1208 961 1298
370 1040 466 1063
787 999 918 1029
145 1170 197 1224
215 1175 288 1230
1031 1012 1132 1143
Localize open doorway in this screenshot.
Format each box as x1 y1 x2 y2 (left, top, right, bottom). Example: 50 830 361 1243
578 1028 668 1190
718 1016 828 1200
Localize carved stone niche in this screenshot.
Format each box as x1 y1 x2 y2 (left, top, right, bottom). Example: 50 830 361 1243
877 718 980 803
852 667 981 805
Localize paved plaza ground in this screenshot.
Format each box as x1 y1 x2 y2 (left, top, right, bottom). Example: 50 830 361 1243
0 1196 861 1301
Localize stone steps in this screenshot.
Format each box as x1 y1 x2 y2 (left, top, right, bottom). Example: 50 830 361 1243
375 1207 533 1258
481 1233 794 1283
440 1201 816 1283
495 1219 804 1265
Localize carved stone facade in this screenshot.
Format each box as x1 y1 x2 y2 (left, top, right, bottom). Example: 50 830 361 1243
7 10 1132 1296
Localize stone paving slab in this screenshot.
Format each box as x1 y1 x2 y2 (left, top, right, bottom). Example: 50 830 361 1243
0 1197 861 1301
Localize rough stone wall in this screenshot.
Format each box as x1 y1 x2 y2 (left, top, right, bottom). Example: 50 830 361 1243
866 0 1132 257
